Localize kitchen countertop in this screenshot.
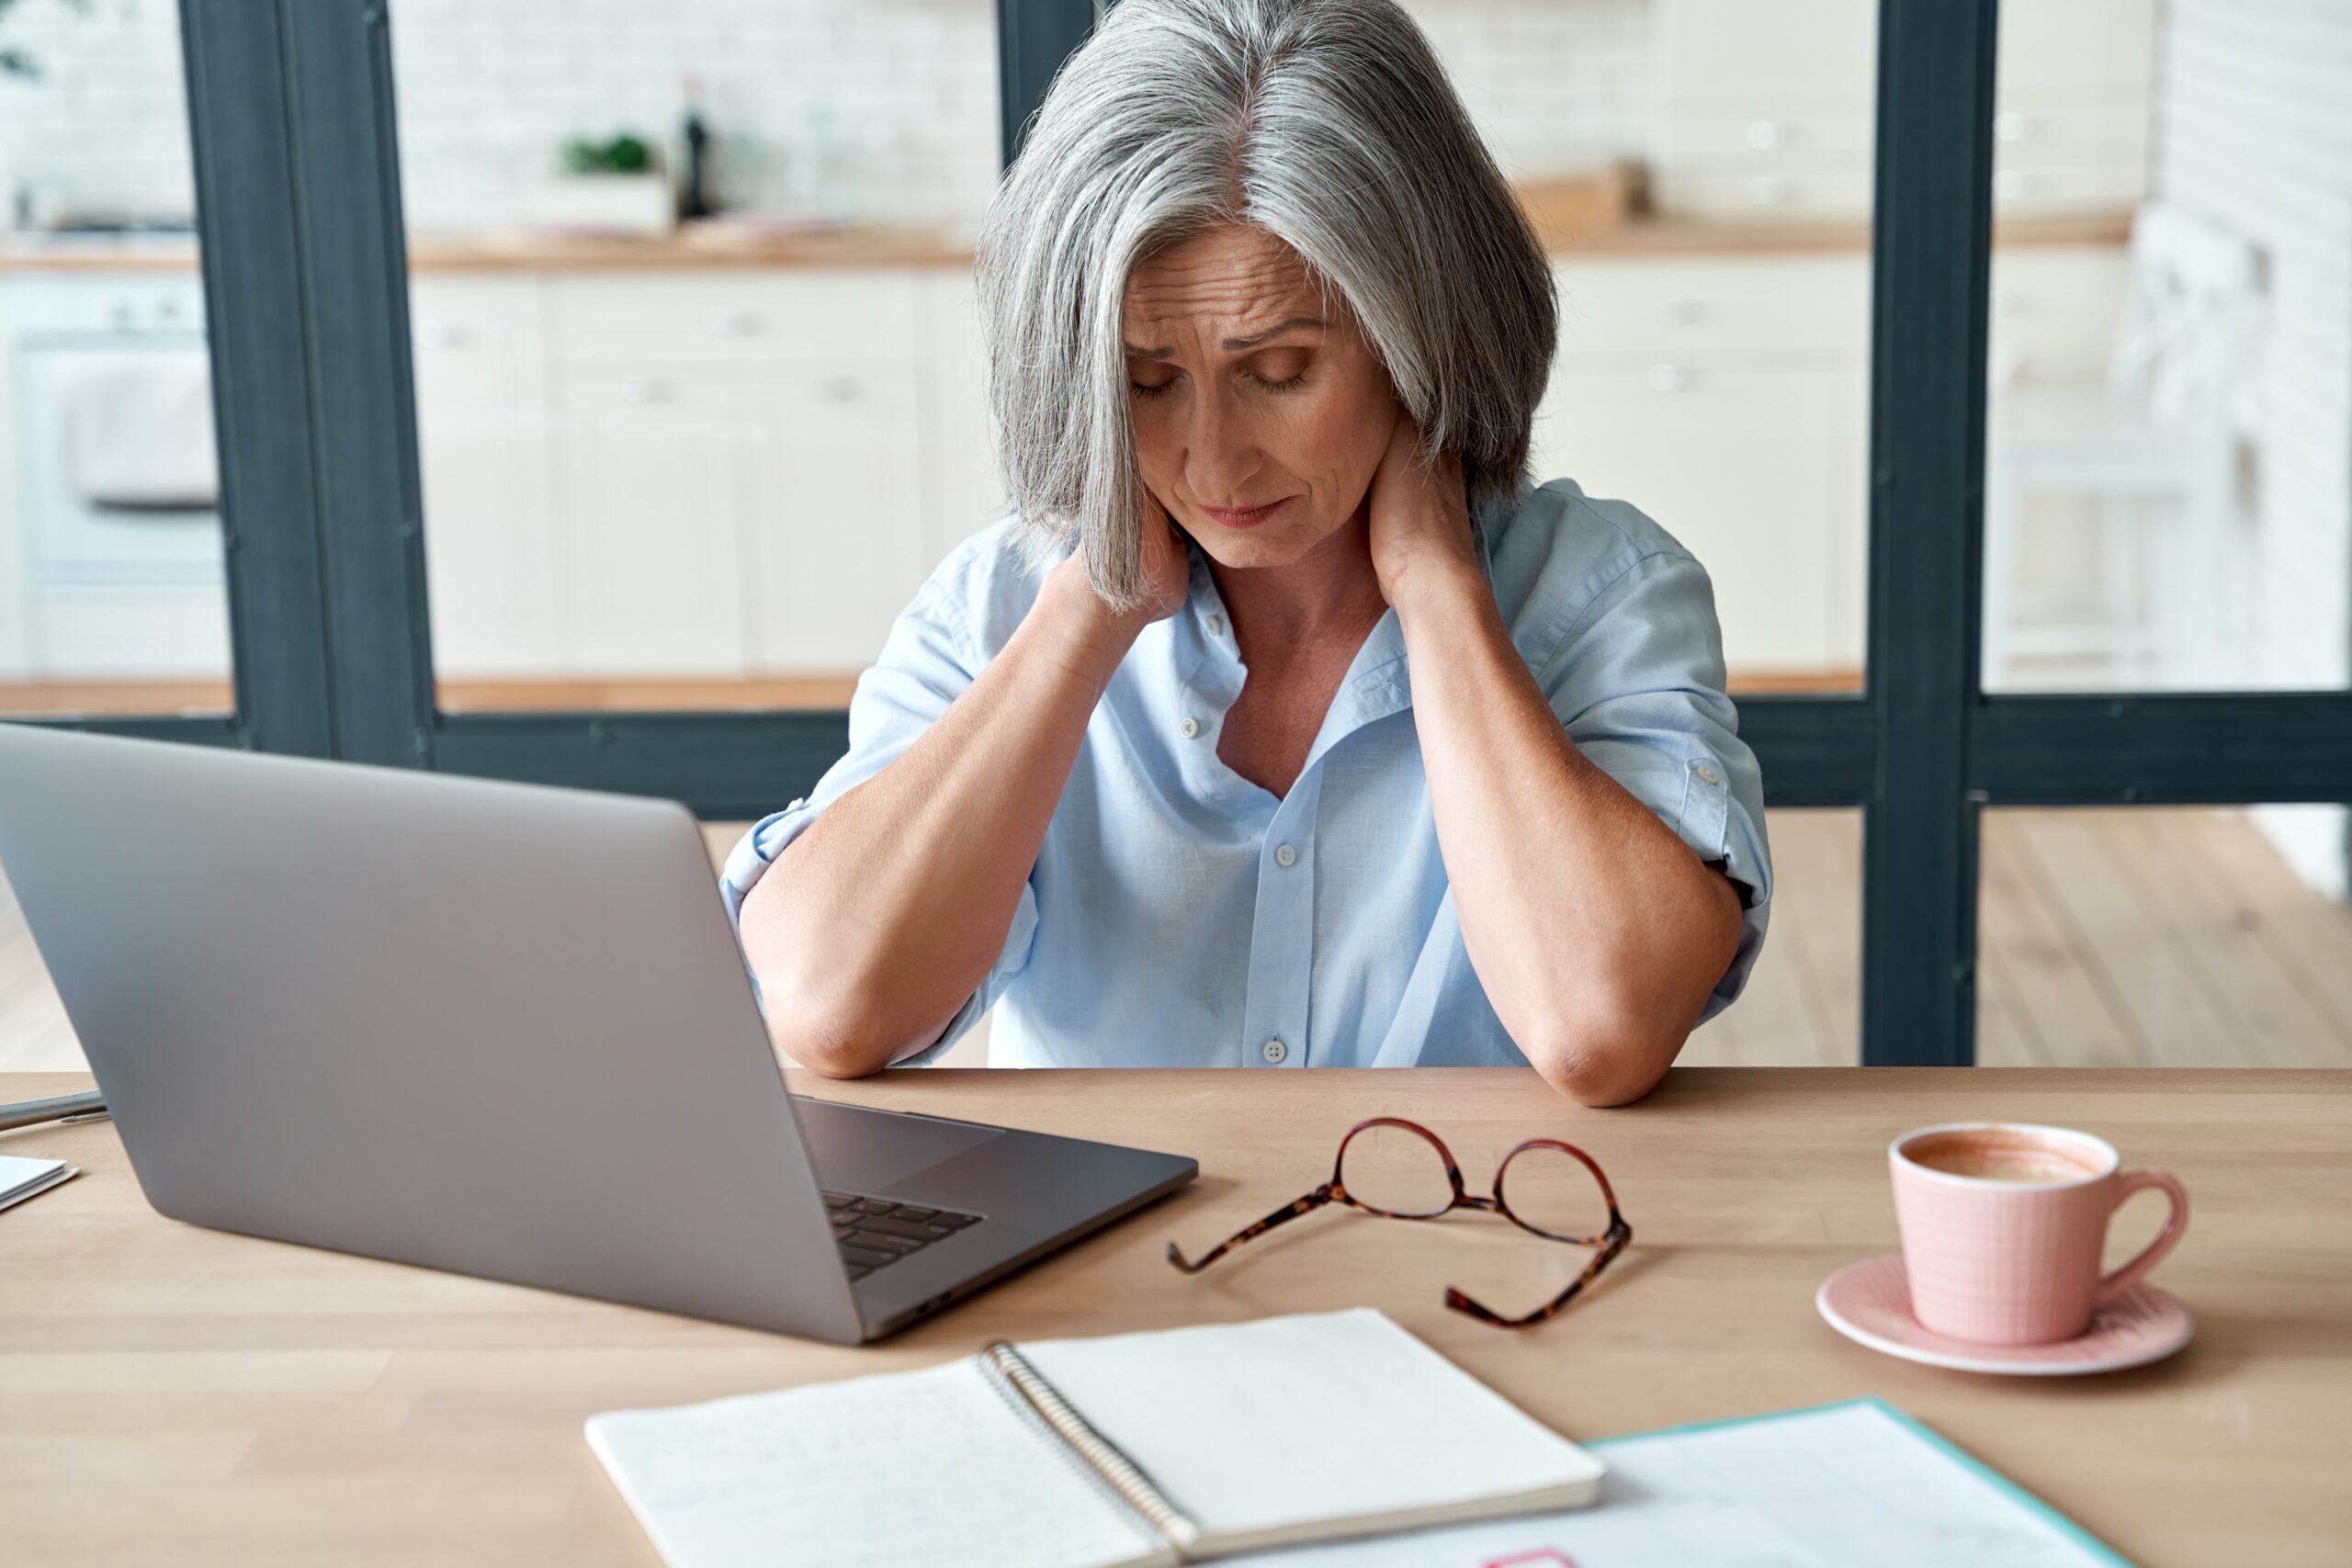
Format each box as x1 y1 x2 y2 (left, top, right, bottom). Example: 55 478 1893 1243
0 210 2132 276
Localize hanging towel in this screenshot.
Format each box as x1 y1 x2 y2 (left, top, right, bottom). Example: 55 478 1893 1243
60 349 219 509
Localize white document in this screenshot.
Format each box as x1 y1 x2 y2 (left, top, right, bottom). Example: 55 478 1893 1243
1217 1400 2128 1567
0 1153 77 1214
587 1309 1605 1568
587 1358 1166 1568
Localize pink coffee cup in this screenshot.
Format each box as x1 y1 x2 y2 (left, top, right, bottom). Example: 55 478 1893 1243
1889 1122 2188 1346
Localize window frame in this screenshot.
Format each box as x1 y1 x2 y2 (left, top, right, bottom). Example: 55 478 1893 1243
22 0 2346 1066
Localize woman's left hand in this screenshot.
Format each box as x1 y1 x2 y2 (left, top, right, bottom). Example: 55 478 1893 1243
1366 402 1479 612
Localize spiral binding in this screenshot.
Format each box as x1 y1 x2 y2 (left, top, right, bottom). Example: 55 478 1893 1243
977 1339 1202 1557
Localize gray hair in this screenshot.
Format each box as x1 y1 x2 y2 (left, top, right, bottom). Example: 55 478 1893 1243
977 0 1557 608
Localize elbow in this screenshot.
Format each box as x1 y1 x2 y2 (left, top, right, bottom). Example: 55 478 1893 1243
757 970 905 1079
1519 995 1690 1108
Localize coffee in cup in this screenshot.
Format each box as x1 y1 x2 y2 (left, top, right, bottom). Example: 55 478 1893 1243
1889 1122 2188 1346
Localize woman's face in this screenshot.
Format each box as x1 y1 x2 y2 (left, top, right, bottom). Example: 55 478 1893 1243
1122 224 1396 571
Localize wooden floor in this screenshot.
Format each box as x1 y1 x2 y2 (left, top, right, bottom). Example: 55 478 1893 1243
4 808 2348 1073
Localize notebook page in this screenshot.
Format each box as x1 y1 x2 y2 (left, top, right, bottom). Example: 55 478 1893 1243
586 1357 1170 1568
1015 1309 1604 1548
1211 1399 2124 1566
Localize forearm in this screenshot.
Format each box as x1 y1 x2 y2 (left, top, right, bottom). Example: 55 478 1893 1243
1396 567 1741 1105
741 565 1140 1076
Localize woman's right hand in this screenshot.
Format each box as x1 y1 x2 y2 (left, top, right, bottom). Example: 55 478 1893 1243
1129 487 1193 625
1046 486 1192 643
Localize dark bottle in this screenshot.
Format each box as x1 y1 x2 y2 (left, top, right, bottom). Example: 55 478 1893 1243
678 74 717 221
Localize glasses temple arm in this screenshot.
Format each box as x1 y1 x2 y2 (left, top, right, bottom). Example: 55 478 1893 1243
1444 1215 1633 1328
1166 1186 1335 1274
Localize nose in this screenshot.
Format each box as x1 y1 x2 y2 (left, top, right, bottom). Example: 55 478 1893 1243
1183 382 1261 504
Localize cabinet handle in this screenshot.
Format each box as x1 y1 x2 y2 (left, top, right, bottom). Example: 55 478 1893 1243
708 307 764 338
1994 110 2032 143
1993 170 2029 202
1645 363 1690 395
1744 118 1785 152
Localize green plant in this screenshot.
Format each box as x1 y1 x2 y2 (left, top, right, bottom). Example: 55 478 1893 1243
559 131 658 175
0 0 93 82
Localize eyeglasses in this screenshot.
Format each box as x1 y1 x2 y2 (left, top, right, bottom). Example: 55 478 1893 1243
1166 1117 1631 1329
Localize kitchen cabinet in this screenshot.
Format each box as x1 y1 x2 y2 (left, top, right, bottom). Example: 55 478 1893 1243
1540 254 1871 676
1536 357 1868 674
538 267 933 676
411 276 560 675
916 268 1009 570
549 369 752 674
1653 0 2154 222
0 234 2132 694
742 362 928 672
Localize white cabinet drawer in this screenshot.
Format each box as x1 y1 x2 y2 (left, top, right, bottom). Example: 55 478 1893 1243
1989 103 2149 163
1658 107 1873 164
1555 255 1872 360
1649 167 1876 222
1989 164 2146 218
548 269 920 367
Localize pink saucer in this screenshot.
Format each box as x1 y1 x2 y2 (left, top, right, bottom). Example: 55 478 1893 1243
1816 1254 2193 1376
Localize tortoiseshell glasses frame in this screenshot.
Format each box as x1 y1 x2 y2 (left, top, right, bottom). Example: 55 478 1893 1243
1166 1116 1632 1328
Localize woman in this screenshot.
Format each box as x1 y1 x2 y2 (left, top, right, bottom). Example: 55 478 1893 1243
726 0 1770 1105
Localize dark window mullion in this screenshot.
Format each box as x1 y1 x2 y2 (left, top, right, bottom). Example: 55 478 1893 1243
1861 0 2001 1066
175 0 340 757
278 0 438 769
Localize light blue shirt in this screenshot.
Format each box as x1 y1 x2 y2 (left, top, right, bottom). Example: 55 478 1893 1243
721 476 1771 1069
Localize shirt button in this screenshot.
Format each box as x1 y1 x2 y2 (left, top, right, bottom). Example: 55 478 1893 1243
1273 843 1296 868
1206 614 1225 637
1261 1038 1288 1064
1697 762 1721 784
1179 717 1201 739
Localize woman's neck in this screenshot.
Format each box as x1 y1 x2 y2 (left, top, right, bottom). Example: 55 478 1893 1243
1205 497 1389 667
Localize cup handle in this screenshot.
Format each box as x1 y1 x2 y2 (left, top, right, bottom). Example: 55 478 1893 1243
2095 1169 2189 1308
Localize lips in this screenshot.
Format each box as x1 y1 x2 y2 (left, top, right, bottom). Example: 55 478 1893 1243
1200 497 1291 530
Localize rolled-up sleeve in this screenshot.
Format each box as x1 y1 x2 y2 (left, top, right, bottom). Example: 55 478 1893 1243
1532 547 1773 1022
719 574 1040 1066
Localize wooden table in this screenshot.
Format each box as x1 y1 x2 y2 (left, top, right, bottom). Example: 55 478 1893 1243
2 1067 2346 1566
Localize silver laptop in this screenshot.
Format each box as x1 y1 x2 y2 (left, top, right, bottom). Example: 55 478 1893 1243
0 724 1194 1343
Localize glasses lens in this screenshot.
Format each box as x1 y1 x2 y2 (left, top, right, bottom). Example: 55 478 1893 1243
1338 1122 1455 1217
1498 1144 1613 1241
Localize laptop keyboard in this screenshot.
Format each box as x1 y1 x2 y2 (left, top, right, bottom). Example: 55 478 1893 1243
823 1190 982 1280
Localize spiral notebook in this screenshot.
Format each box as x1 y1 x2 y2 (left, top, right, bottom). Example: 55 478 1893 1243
585 1309 1606 1568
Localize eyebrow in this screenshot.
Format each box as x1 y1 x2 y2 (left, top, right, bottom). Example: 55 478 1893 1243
1123 315 1327 359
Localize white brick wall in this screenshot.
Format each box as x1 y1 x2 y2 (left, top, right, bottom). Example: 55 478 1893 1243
0 0 1652 233
2154 0 2352 897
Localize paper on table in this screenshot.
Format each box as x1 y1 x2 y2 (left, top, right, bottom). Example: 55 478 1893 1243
1212 1400 2127 1567
0 1154 77 1214
586 1358 1168 1568
1016 1308 1604 1551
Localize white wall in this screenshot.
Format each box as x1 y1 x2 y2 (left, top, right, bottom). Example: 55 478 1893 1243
2154 0 2352 897
0 0 1653 234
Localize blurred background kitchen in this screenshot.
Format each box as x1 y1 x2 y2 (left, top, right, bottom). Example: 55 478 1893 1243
2 0 2348 1070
